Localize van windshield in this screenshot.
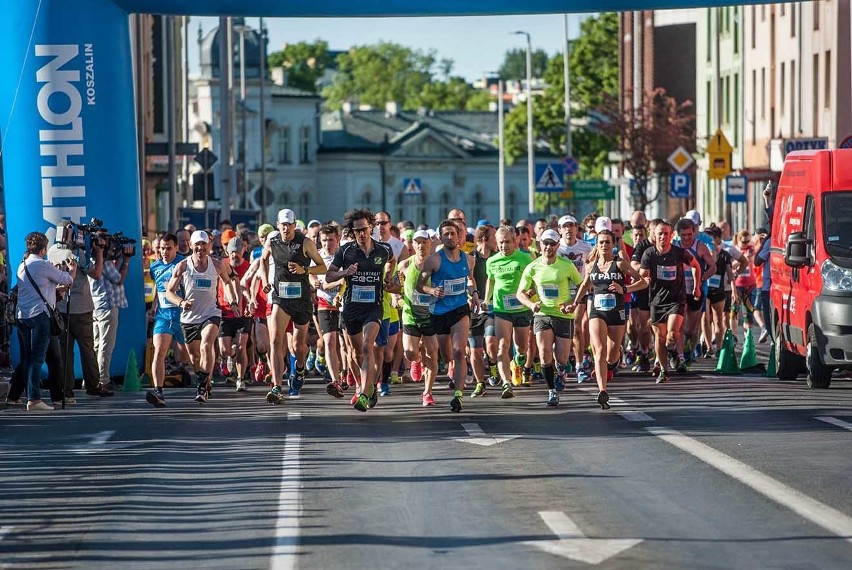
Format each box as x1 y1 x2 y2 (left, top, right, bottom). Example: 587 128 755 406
824 192 852 257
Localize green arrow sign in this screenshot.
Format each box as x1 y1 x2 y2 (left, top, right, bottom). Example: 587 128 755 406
569 180 615 200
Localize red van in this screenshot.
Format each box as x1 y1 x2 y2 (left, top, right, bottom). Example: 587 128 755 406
770 148 852 388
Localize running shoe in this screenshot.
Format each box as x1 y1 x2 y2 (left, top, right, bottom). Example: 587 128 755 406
289 371 305 398
450 390 463 413
194 383 209 404
554 370 565 392
758 328 770 344
315 354 327 375
533 359 542 377
253 360 268 384
580 353 592 372
487 374 501 387
353 394 369 412
422 392 435 407
576 368 590 384
236 379 248 392
522 368 533 386
346 371 357 387
266 385 286 405
489 363 499 382
410 361 423 382
676 357 689 374
704 347 717 359
546 390 559 407
597 390 611 410
306 351 316 374
639 354 652 372
471 382 486 397
326 381 344 398
510 361 523 386
219 361 230 379
390 372 403 385
350 391 361 405
651 361 662 377
501 383 515 399
146 389 166 408
367 387 379 408
380 382 391 397
624 349 636 367
655 369 668 384
667 349 679 370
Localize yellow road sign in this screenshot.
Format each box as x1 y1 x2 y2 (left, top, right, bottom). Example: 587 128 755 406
706 129 733 154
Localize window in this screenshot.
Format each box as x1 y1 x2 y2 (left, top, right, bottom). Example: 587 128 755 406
299 126 310 163
814 2 820 30
825 50 831 108
277 126 291 163
298 192 310 219
761 67 766 119
813 54 819 135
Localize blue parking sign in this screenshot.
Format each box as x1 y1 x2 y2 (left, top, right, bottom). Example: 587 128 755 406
670 173 691 198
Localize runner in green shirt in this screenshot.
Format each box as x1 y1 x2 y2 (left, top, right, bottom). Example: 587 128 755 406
516 229 583 406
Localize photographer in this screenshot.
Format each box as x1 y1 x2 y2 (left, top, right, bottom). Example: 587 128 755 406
53 221 113 398
89 236 132 391
10 232 75 411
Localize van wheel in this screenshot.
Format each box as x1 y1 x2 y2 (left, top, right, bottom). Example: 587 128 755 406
775 316 801 380
805 323 832 389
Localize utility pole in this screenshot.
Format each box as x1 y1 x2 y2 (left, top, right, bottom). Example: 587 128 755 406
218 16 233 223
259 17 266 221
498 79 506 222
166 15 177 232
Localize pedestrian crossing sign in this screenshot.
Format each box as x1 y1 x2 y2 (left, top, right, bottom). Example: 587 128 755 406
403 178 422 195
535 163 564 192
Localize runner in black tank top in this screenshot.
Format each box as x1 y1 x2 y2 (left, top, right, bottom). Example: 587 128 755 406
587 259 627 326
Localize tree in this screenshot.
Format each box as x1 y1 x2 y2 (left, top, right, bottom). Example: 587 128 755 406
498 47 549 83
413 77 490 112
570 13 619 110
267 40 333 94
593 88 696 211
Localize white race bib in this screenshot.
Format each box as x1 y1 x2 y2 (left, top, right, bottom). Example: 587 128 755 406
502 294 522 310
194 277 213 290
444 277 467 296
657 265 677 281
158 291 176 308
708 274 722 289
540 284 560 301
413 292 432 307
594 293 617 311
278 282 302 299
352 285 376 303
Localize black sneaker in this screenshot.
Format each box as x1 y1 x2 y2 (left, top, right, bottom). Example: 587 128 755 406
266 386 285 405
146 389 166 408
367 387 379 409
655 370 668 384
501 383 515 399
597 390 611 410
85 386 113 397
194 386 208 404
546 390 559 407
326 382 344 399
450 391 463 413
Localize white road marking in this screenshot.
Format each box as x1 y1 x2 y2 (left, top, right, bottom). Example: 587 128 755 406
455 422 520 447
815 416 852 432
287 412 302 421
616 410 655 422
270 434 302 570
67 430 116 454
0 525 12 540
647 426 852 543
525 511 642 564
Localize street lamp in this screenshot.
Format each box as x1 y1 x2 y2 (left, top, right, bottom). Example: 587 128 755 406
513 30 535 217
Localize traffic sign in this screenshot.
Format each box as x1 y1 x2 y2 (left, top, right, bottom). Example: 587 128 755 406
193 148 218 171
403 178 422 195
667 146 694 173
726 175 747 203
569 179 615 200
840 135 852 149
706 129 733 153
669 173 691 198
562 156 579 176
535 163 565 192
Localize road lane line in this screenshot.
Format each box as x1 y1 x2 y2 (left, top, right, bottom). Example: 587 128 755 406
287 412 302 421
815 416 852 432
0 526 12 540
647 426 852 543
271 434 301 570
617 411 654 422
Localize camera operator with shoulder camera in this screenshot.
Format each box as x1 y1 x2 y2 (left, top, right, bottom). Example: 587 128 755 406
53 220 114 399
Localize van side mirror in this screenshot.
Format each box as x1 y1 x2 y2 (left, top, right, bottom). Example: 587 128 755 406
785 231 813 268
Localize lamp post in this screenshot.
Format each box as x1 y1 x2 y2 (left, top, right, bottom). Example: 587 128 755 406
513 31 534 218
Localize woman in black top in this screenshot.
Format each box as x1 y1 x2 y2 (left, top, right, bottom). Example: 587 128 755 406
568 230 646 409
705 226 738 357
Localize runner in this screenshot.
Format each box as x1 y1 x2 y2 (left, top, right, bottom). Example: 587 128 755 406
469 224 498 397
165 230 239 403
516 229 583 407
217 237 249 391
704 225 738 358
674 218 715 371
567 230 647 409
417 220 479 413
483 226 533 397
259 208 327 403
398 230 440 406
626 221 652 370
145 233 183 407
374 211 407 396
556 215 594 381
325 209 395 412
311 224 346 397
639 221 702 383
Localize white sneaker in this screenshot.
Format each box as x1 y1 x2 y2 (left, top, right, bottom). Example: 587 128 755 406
236 379 248 392
27 401 54 411
758 329 770 344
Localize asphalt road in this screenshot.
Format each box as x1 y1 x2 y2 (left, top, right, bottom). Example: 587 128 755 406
2 360 852 569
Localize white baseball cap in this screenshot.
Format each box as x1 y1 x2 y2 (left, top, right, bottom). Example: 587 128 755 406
308 219 322 228
426 229 437 238
558 215 578 226
190 230 209 244
594 217 613 233
413 230 430 241
540 229 561 243
684 209 702 226
277 208 295 224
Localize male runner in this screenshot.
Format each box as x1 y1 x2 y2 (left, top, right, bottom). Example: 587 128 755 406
556 215 593 381
145 234 183 407
469 224 498 397
312 224 346 397
217 237 249 391
674 218 715 371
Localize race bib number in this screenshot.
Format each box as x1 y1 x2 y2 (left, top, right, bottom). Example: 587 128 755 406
158 291 176 308
657 265 677 281
444 277 467 296
144 283 154 297
740 266 751 277
540 284 560 301
278 282 302 299
502 294 522 310
708 274 722 289
194 278 212 290
413 292 432 307
352 285 376 303
594 293 617 311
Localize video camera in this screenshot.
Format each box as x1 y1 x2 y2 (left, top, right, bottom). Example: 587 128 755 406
55 218 136 259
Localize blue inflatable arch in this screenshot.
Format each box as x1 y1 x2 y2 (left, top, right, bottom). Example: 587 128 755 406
0 0 757 366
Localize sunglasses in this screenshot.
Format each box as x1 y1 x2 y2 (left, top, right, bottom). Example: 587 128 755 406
352 226 370 234
377 220 390 226
542 240 559 247
586 226 595 230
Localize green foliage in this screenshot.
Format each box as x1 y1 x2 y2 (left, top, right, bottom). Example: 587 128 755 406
570 13 619 110
498 47 550 82
266 40 333 94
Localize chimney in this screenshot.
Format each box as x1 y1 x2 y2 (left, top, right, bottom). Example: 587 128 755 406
385 101 399 117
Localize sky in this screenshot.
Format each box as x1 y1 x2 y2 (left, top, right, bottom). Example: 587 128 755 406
187 14 588 83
